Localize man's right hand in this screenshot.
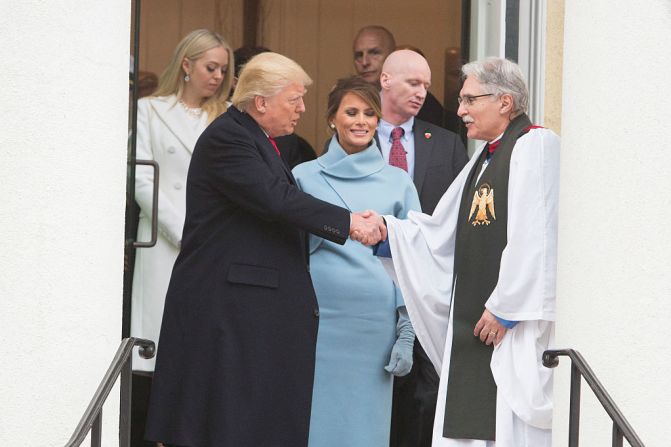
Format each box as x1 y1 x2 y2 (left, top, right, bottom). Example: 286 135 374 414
350 210 387 246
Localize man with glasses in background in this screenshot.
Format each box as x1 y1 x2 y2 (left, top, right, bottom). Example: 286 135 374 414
365 57 560 446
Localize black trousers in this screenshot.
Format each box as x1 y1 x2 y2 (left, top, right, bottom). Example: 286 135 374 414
390 340 439 447
131 372 156 447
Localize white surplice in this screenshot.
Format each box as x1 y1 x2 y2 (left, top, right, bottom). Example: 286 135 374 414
380 128 560 447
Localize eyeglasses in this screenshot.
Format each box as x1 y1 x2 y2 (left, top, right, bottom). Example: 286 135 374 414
457 93 495 106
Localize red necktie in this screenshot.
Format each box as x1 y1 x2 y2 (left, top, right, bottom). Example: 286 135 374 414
389 127 408 172
268 137 281 157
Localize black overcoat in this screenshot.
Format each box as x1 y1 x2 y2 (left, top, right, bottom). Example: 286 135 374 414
145 106 350 447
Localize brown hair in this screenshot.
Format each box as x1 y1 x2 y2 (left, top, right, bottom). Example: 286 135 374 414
326 76 382 130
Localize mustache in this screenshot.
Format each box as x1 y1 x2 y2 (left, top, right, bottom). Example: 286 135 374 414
462 116 474 124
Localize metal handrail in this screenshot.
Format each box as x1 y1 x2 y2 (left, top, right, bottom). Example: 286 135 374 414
543 349 644 447
131 159 159 248
65 337 155 447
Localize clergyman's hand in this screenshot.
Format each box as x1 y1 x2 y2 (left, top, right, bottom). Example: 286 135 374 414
350 210 386 246
363 210 387 242
473 309 507 346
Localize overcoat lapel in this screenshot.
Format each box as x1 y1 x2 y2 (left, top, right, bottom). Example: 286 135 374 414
229 107 295 183
412 120 434 196
148 96 205 154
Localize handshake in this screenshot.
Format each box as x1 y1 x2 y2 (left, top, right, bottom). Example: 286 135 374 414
349 210 387 246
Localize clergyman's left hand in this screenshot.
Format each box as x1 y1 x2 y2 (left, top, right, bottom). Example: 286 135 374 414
473 309 506 346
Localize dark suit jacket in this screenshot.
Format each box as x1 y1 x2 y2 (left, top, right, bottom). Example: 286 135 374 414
410 118 468 214
145 107 350 447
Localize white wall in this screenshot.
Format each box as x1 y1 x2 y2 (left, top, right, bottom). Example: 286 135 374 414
0 1 130 445
555 1 671 445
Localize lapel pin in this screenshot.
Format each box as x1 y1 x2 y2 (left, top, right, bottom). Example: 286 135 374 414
424 132 432 139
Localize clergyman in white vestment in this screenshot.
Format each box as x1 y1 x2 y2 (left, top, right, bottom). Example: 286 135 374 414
361 58 560 447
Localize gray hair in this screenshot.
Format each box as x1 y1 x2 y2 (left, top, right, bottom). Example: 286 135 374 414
461 57 528 114
232 52 312 112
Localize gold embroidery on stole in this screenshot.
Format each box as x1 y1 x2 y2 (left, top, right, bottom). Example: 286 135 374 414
468 183 496 226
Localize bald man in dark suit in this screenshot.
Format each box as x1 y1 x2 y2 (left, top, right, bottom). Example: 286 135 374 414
353 26 447 130
378 49 467 447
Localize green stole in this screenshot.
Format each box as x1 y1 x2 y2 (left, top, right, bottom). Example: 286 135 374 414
443 114 532 440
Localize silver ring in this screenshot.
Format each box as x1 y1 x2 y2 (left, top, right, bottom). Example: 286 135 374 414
489 331 497 336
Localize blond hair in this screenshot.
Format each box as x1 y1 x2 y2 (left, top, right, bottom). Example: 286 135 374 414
153 29 234 121
231 52 312 112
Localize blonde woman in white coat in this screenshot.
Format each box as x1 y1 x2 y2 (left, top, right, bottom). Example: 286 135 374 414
132 29 234 372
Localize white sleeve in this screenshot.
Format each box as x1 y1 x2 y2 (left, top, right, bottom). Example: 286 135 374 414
491 319 555 429
488 129 560 429
485 129 560 321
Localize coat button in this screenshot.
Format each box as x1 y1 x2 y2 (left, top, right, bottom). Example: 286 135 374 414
313 308 320 318
167 147 176 154
174 182 182 190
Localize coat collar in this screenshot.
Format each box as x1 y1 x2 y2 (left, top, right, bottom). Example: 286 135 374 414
318 136 386 179
227 107 294 182
147 95 208 154
314 136 388 213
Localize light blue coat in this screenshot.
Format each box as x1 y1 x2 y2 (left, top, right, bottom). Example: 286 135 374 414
293 137 421 447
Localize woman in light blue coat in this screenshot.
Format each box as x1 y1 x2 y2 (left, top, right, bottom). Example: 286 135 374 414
292 77 420 447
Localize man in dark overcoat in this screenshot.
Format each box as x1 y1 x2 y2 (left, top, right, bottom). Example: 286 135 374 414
145 52 383 447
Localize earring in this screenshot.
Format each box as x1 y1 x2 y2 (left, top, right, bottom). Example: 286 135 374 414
184 74 191 82
329 123 335 129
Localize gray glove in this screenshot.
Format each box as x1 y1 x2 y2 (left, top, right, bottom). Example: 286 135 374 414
384 306 415 376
